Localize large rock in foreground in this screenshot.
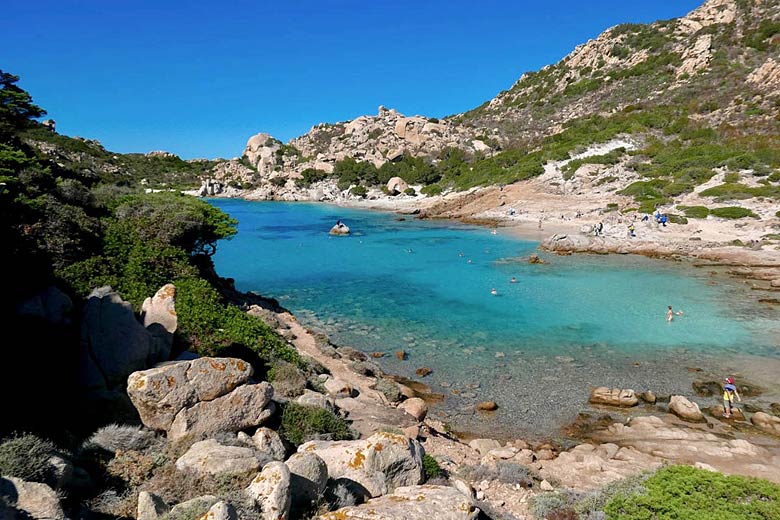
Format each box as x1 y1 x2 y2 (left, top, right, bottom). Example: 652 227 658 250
80 286 161 390
319 485 479 520
298 432 424 498
246 461 291 520
0 477 65 520
169 383 274 440
127 357 254 431
176 439 266 476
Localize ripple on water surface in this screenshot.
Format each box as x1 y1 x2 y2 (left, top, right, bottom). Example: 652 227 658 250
210 199 780 439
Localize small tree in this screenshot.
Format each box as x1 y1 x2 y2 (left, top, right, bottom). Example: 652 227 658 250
0 70 45 141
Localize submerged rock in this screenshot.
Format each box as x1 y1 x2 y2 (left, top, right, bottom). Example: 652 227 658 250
589 387 638 407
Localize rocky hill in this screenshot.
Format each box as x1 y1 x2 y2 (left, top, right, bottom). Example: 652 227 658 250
458 0 780 145
202 0 779 217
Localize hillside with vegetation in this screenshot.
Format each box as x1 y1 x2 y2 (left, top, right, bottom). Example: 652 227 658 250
0 69 301 440
213 0 780 226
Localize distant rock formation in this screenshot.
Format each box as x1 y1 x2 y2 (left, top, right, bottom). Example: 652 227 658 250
198 178 224 196
386 176 409 195
145 150 178 158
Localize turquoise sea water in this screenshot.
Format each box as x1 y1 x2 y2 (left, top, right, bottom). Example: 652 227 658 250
210 199 780 439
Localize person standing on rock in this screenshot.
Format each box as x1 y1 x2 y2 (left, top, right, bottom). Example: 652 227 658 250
723 377 741 418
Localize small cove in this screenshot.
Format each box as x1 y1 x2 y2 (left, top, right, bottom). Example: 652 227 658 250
210 199 780 439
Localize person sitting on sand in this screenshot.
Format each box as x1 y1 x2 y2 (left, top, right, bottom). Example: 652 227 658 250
723 377 741 418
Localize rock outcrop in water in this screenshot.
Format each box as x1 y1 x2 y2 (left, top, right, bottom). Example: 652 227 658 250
329 222 350 235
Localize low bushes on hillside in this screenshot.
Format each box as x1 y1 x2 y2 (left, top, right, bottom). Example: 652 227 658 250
604 465 780 519
710 206 757 219
677 205 711 218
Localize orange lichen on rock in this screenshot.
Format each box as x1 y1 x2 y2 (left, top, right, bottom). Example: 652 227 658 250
209 360 227 371
349 450 366 469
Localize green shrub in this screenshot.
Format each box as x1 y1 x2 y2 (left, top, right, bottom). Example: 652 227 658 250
744 19 780 51
267 360 307 398
422 454 443 481
350 185 368 198
595 175 617 186
776 210 780 218
529 491 577 519
666 213 688 225
678 205 710 218
270 176 287 187
710 207 757 219
175 277 300 364
295 168 329 187
604 465 780 519
279 403 354 446
618 179 669 199
421 184 442 196
700 182 780 201
574 471 651 518
0 433 56 482
403 187 416 196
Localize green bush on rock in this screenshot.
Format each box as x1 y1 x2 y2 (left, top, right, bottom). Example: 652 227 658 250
279 403 354 446
422 454 443 480
175 277 299 365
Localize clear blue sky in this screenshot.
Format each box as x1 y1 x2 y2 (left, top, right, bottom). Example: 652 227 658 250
3 1 703 159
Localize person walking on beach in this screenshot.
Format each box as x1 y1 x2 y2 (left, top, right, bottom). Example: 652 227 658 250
723 377 741 418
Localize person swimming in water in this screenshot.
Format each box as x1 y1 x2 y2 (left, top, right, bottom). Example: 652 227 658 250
490 288 498 295
511 277 517 283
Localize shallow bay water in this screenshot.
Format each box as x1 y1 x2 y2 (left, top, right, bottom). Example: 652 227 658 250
210 199 780 439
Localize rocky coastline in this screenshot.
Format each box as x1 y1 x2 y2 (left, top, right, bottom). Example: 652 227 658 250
177 174 780 518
